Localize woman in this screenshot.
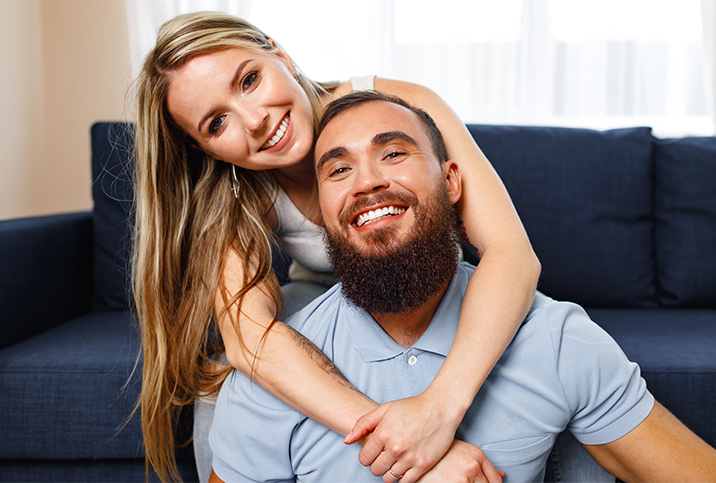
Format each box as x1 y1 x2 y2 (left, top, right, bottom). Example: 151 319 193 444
133 11 540 483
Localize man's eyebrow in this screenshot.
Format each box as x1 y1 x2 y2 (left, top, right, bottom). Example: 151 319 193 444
372 131 420 149
315 130 420 173
197 59 252 134
316 146 349 173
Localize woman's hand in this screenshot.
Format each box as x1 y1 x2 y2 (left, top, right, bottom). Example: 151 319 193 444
344 392 464 483
416 440 505 483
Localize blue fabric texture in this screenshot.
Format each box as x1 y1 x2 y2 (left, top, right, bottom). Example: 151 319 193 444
0 312 144 459
469 125 657 308
0 212 92 348
654 136 716 306
90 122 136 311
587 307 716 448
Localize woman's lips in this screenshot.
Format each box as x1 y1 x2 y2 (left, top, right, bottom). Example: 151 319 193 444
260 113 290 151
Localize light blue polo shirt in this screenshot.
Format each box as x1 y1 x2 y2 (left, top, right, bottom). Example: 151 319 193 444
210 262 654 482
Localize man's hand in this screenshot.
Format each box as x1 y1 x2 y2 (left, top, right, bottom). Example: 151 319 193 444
416 440 505 483
345 394 461 482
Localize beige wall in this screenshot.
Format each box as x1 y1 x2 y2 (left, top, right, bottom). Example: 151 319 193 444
0 0 132 220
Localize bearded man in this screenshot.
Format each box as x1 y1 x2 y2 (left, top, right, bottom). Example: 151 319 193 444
208 91 716 483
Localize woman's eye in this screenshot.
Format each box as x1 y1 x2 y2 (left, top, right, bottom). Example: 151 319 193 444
208 115 225 135
241 70 260 91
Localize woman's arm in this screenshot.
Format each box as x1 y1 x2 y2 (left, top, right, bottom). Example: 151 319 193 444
344 79 541 481
217 247 377 435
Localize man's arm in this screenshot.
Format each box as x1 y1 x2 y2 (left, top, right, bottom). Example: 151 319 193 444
585 401 716 482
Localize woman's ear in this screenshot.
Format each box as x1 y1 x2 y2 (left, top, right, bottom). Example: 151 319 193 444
443 160 462 205
267 38 297 77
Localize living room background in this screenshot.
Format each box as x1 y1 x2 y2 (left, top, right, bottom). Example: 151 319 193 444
1 0 714 219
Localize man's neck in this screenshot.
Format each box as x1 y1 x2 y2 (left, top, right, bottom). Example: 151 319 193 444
371 287 448 348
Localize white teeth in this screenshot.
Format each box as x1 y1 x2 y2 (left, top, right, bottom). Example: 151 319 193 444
261 115 289 150
355 206 406 227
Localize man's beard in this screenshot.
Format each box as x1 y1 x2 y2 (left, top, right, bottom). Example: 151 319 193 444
324 184 461 315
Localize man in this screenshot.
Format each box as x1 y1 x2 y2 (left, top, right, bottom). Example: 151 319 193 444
209 91 716 482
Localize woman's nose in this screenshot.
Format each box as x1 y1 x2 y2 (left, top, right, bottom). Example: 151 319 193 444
240 105 269 134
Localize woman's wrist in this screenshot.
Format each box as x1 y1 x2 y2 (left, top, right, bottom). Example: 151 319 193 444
421 377 474 430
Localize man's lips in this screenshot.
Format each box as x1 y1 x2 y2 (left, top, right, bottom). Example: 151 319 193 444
341 192 417 229
353 205 407 227
259 113 290 151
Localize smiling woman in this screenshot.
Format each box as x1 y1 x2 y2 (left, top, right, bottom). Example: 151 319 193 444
165 47 315 171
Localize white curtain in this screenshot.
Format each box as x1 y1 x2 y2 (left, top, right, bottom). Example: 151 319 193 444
703 0 716 130
125 0 254 76
125 0 715 136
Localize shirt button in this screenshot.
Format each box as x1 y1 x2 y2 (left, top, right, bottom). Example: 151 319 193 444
408 355 418 366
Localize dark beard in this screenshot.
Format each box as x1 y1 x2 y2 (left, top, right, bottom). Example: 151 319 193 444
325 185 461 315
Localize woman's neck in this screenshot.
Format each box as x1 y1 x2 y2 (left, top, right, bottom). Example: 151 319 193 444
272 151 322 225
274 150 316 187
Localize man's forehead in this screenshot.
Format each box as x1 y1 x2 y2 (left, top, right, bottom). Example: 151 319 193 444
316 101 427 159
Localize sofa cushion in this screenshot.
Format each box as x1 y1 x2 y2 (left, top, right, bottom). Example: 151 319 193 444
654 136 716 307
91 122 135 311
468 125 657 307
587 308 716 448
0 312 144 459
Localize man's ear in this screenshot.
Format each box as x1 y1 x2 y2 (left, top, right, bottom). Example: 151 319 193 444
443 160 462 205
267 38 297 77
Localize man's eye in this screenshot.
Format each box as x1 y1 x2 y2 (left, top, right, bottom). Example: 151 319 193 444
385 151 406 160
329 167 350 177
242 71 259 91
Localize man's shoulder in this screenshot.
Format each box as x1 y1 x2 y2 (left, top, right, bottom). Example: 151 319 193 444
285 282 347 337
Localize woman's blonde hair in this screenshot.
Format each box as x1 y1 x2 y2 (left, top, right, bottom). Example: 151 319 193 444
131 11 336 482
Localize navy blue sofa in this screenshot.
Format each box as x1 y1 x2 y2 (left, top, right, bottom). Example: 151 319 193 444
1 121 714 481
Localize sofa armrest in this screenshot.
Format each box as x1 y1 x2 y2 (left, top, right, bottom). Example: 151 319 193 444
0 211 93 348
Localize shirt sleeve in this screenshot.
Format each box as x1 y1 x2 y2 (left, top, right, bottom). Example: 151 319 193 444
209 371 301 482
546 301 655 445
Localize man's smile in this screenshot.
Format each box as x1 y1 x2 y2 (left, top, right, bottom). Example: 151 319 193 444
353 205 407 227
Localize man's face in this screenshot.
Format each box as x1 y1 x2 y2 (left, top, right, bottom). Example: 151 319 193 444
315 101 460 255
315 100 462 314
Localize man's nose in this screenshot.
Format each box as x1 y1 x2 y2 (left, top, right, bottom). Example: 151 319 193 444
352 163 389 196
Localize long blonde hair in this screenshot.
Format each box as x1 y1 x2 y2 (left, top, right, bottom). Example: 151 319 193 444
132 11 336 482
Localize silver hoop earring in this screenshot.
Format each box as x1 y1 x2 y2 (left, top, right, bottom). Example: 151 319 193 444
231 165 240 199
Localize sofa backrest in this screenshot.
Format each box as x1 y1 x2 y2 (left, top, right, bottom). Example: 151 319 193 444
90 121 716 310
469 125 657 307
653 136 716 306
91 122 135 311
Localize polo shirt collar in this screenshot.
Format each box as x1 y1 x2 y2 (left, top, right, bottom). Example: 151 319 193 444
345 264 470 363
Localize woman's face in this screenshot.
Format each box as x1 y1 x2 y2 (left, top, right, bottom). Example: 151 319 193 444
166 47 315 171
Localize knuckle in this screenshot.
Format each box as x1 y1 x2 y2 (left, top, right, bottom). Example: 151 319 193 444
414 454 433 471
389 441 407 456
464 459 482 477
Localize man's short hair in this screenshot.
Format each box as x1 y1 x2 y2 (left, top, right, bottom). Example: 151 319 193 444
317 90 449 164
